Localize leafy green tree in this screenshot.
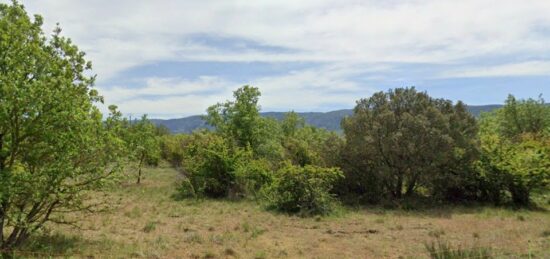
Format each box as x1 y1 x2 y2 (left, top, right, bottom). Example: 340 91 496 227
205 85 263 150
342 87 479 200
128 115 160 184
0 1 124 250
478 95 550 205
281 111 305 137
500 95 549 138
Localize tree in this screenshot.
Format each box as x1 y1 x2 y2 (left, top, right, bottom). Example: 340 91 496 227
478 95 550 205
0 1 124 250
205 85 263 150
342 87 479 200
500 95 549 138
128 115 160 184
281 111 305 137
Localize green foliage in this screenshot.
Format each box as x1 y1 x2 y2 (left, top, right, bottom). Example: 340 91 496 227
174 178 197 200
283 126 342 167
205 85 263 150
281 111 305 137
160 134 187 168
127 115 161 183
263 162 343 216
175 131 247 198
478 98 550 205
425 239 492 259
341 87 479 201
280 112 343 168
235 158 273 198
499 95 550 138
172 130 276 199
0 1 124 249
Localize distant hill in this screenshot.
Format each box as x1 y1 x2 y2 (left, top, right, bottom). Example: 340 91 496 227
151 104 503 133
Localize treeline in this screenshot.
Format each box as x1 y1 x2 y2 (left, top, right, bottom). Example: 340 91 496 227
161 86 550 215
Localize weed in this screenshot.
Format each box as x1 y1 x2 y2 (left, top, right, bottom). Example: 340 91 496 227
254 251 267 259
425 239 492 259
143 221 158 233
242 222 251 232
184 233 204 244
251 227 267 238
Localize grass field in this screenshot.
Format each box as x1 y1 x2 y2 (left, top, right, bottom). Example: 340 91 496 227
17 164 550 258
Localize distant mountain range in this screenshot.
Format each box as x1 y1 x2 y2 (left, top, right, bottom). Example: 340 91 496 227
151 104 503 133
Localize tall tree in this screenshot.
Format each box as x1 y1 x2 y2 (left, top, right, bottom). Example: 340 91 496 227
0 1 124 249
205 85 266 151
342 87 479 200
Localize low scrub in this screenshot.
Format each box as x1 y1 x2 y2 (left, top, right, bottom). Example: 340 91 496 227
262 162 343 216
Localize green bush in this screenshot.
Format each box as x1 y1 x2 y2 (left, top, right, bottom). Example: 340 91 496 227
160 134 187 168
178 131 247 198
174 178 197 200
263 162 343 216
235 158 274 197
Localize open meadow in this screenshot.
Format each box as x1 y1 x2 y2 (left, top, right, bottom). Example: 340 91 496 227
16 165 548 259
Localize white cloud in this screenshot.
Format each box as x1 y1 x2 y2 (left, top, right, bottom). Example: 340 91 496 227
96 64 379 117
440 61 550 78
5 0 550 117
97 76 236 116
13 0 550 80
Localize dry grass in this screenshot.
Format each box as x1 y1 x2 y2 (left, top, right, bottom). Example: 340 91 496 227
21 164 550 258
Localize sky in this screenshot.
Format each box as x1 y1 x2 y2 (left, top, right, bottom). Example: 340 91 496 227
8 0 550 118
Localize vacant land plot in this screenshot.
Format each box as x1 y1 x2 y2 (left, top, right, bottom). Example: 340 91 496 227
18 165 550 258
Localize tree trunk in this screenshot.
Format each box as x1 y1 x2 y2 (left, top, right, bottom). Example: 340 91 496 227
405 172 419 197
394 174 403 199
137 153 145 184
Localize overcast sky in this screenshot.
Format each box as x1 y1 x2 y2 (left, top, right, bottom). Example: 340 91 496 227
9 0 550 118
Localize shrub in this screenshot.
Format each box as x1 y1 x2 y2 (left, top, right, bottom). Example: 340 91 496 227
235 158 273 197
263 162 343 216
179 131 247 198
174 178 197 200
160 134 188 168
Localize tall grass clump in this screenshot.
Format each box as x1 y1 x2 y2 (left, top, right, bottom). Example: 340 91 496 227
425 239 492 259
